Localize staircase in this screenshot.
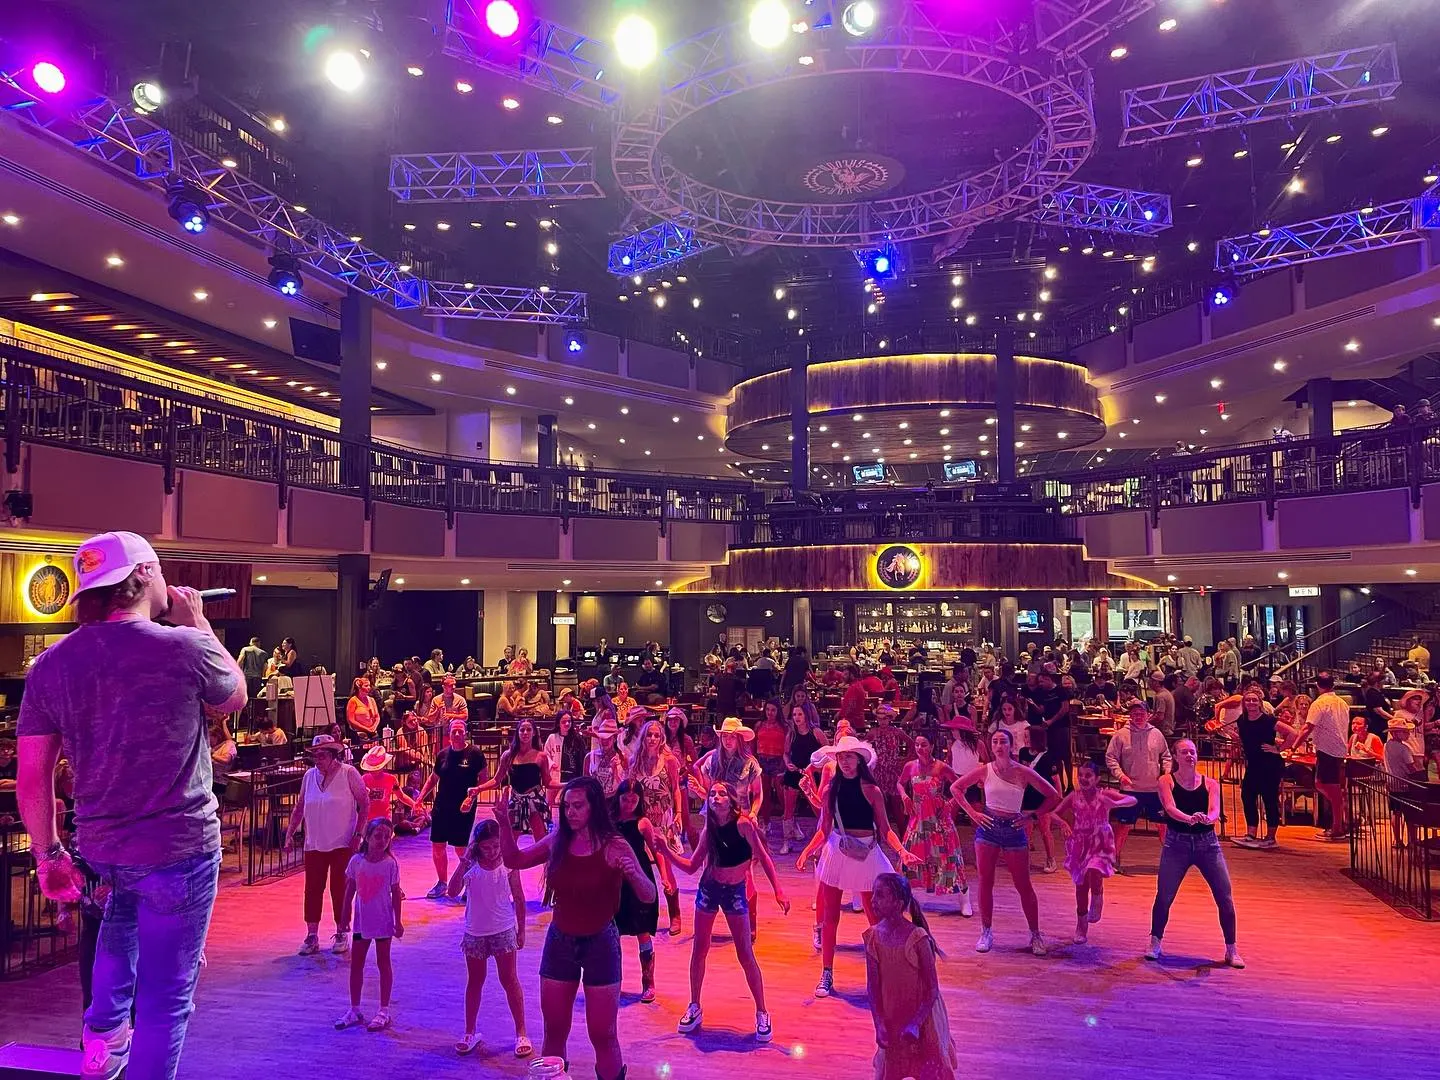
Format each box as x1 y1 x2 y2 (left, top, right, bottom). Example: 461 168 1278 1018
1351 587 1440 672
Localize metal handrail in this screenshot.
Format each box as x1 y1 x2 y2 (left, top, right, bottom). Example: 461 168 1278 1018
1272 610 1395 680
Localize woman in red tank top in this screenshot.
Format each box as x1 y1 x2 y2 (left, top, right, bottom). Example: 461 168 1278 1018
496 777 655 1080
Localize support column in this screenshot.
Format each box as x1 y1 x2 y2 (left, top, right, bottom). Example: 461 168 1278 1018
339 290 373 490
790 343 810 494
792 596 812 654
1095 596 1110 651
536 589 557 665
537 413 558 467
1308 376 1334 438
994 330 1016 486
335 554 370 690
999 595 1019 664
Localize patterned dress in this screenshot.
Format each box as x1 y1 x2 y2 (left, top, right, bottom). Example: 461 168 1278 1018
636 757 683 854
901 768 965 894
1063 789 1119 884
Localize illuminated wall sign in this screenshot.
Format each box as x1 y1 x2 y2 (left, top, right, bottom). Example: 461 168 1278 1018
1287 585 1320 598
874 545 923 590
550 614 577 625
26 562 72 616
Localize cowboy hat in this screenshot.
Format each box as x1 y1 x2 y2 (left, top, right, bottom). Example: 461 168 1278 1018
590 713 621 738
664 705 688 722
713 716 756 741
875 703 898 717
941 712 977 732
813 734 877 768
360 745 392 772
626 705 652 724
309 733 341 752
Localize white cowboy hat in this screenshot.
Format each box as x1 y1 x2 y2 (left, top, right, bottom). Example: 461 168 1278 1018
813 734 877 768
590 713 620 738
626 705 652 724
360 745 392 772
713 716 756 741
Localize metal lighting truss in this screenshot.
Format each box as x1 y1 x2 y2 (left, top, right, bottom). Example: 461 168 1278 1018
1121 43 1401 147
389 148 605 202
1215 196 1440 277
442 0 620 110
606 221 718 275
1033 0 1158 58
612 5 1097 248
0 69 586 323
1019 182 1172 235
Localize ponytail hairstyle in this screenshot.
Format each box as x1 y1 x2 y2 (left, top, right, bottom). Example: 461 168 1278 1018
872 871 944 958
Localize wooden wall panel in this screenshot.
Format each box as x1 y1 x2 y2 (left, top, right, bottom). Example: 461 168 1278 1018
0 553 250 624
160 559 252 620
678 543 1157 594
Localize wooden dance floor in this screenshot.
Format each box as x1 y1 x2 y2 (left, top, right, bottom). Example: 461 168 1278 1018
3 826 1437 1079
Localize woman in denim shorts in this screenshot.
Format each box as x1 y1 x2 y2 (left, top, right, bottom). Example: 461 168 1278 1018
952 729 1061 957
494 778 655 1080
666 783 790 1044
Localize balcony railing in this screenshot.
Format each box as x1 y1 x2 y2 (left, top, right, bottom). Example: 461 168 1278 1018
732 501 1077 547
0 337 755 528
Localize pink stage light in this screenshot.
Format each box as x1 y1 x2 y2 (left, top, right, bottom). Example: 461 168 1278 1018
484 0 521 39
31 61 66 94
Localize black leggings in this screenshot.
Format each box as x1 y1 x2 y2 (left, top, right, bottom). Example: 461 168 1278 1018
1240 753 1282 832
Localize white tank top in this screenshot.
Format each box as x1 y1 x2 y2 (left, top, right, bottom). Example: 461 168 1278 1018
464 862 518 937
983 762 1027 816
950 738 980 778
302 765 359 852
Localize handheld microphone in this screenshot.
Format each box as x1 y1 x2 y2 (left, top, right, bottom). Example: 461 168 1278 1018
197 588 237 601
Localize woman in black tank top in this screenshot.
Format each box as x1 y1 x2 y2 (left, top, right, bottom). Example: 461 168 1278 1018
781 706 824 856
1149 739 1243 968
1229 691 1299 849
467 719 553 842
665 783 791 1043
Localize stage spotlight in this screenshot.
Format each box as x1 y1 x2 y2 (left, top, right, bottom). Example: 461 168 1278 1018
1210 282 1235 308
131 81 164 113
166 178 209 235
267 253 304 297
31 61 66 94
842 1 878 37
484 0 522 39
863 248 896 280
323 50 365 92
614 14 658 69
564 328 587 354
750 0 792 49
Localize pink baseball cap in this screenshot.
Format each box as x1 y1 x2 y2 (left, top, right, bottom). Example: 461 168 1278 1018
72 531 159 600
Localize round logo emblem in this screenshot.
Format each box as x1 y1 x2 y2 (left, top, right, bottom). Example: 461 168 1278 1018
801 155 902 197
875 545 922 590
27 563 71 615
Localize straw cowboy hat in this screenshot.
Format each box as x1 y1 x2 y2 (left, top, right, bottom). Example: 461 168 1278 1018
309 733 341 752
812 734 877 768
664 706 688 722
360 745 393 772
626 705 652 725
714 716 755 741
941 712 977 732
590 713 621 738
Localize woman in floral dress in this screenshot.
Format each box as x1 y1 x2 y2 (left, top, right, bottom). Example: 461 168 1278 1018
628 719 685 933
896 733 973 917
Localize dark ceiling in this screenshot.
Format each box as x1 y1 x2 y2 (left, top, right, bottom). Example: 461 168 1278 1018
9 0 1440 372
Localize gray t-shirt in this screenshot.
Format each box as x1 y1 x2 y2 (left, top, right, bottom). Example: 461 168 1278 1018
18 620 243 866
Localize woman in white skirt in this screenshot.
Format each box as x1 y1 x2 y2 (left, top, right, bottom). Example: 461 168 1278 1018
797 736 919 999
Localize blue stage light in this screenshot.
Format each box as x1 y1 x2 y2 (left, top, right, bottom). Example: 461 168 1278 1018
864 248 897 280
564 328 587 354
268 253 303 297
166 178 209 235
873 254 890 275
1211 283 1234 307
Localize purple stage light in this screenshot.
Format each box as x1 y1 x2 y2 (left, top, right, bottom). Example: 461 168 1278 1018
485 0 521 39
31 61 66 94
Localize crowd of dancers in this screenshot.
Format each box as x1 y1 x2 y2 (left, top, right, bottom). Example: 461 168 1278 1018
297 689 1244 1080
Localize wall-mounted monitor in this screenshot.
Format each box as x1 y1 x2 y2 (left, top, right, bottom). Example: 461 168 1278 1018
942 459 979 482
852 463 886 484
1017 609 1041 631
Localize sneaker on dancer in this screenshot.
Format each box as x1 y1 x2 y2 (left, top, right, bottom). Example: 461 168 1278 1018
815 968 834 997
678 1003 703 1034
975 927 994 953
1224 944 1246 969
81 1022 131 1080
1074 914 1088 944
755 1011 773 1043
1030 931 1048 957
1144 936 1163 961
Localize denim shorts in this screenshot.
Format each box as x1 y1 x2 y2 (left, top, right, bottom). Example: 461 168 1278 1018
538 922 621 987
696 876 748 915
1113 790 1165 825
975 815 1029 851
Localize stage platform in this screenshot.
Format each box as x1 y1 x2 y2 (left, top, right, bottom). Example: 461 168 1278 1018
2 826 1436 1080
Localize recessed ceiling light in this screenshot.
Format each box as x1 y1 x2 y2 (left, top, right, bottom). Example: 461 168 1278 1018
672 415 680 423
564 396 574 406
1109 45 1128 60
1273 359 1287 371
1344 340 1360 352
655 580 664 587
256 575 268 583
1159 17 1177 31
1 213 19 225
1233 149 1249 159
437 221 451 231
375 360 387 371
1325 133 1341 144
406 64 425 77
587 422 596 430
105 254 124 267
505 220 517 228
1210 378 1223 389
1287 176 1305 194
192 289 208 301
1371 125 1389 137
697 434 704 441
394 578 405 586
1405 568 1418 576
220 156 238 169
1020 423 1032 432
939 427 949 436
1185 155 1202 168
456 80 474 93
1056 432 1067 440
985 417 996 425
1154 393 1167 404
546 114 563 125
1348 400 1358 407
263 318 277 329
1276 571 1290 580
430 372 442 382
1187 241 1199 252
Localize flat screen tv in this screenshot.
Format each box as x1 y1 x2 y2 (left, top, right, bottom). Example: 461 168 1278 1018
943 459 979 482
852 463 886 484
1017 609 1041 631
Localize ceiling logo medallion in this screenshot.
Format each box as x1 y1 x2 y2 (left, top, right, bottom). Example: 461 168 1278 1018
802 157 894 197
875 545 923 590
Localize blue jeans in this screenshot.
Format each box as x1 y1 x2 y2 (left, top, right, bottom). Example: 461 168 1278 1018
86 850 221 1080
1149 832 1236 945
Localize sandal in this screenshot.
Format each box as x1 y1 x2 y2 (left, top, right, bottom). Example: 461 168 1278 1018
514 1035 533 1058
455 1033 482 1055
366 1010 392 1032
298 935 320 956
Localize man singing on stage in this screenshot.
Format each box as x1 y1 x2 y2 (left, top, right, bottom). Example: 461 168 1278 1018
16 531 247 1080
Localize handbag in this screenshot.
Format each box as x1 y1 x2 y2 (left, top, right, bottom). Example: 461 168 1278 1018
835 802 876 861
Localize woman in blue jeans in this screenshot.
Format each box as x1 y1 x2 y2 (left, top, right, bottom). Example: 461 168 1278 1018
1147 738 1244 969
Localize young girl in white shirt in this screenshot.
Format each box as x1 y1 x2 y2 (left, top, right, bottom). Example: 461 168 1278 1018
447 819 532 1058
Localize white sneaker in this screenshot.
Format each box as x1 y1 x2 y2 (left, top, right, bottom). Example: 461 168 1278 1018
81 1022 130 1080
1225 945 1246 969
755 1010 773 1043
1030 931 1048 957
975 928 994 953
780 839 793 855
1041 859 1058 874
959 888 974 918
677 1002 703 1034
1144 937 1163 961
812 924 822 952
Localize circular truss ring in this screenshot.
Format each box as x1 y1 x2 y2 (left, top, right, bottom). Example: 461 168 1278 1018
611 6 1097 249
